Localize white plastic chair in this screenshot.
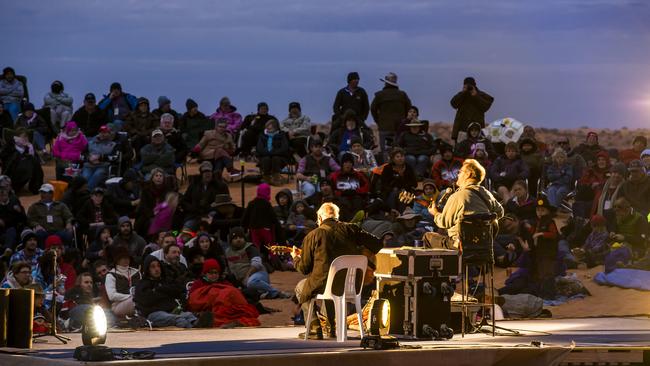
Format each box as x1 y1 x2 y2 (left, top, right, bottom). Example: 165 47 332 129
304 255 367 342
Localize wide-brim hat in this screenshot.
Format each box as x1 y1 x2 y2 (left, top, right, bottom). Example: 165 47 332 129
405 120 424 127
536 195 556 212
397 207 422 220
213 194 236 207
380 72 398 87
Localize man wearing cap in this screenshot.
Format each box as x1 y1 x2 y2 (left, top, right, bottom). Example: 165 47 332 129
81 125 118 190
281 101 311 158
181 161 230 222
572 131 606 168
10 229 44 267
139 128 176 176
14 102 50 153
397 119 437 179
210 96 243 135
370 72 412 162
72 93 106 137
0 186 27 251
152 96 180 127
98 82 138 122
426 159 503 249
27 183 74 246
621 160 650 216
296 136 340 198
0 67 25 122
124 97 159 152
179 98 211 148
332 72 370 129
112 216 147 266
239 102 277 158
450 77 494 143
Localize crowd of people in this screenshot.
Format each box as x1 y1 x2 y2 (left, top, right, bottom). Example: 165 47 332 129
1 64 649 334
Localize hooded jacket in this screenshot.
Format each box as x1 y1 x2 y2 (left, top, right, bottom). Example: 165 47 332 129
273 188 294 223
241 184 282 233
281 114 311 137
134 255 186 316
180 110 211 148
52 127 88 162
124 109 158 138
210 106 243 134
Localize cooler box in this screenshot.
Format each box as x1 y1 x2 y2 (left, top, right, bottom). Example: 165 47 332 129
49 180 68 201
375 247 460 279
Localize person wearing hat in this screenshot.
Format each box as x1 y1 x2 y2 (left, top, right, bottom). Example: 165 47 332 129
124 96 159 153
27 183 74 246
97 81 138 122
105 245 142 317
593 162 627 216
454 121 496 159
209 96 243 135
256 119 291 186
77 187 118 236
296 135 340 197
105 169 141 217
81 124 118 190
281 101 312 158
192 118 237 175
349 135 378 175
621 159 650 216
179 98 211 148
572 131 606 168
71 92 105 137
618 135 647 165
209 194 245 243
528 194 560 299
395 105 420 139
242 183 285 249
397 118 436 179
152 96 180 127
332 71 370 130
9 228 44 268
14 102 50 154
371 72 412 162
411 179 439 225
43 80 73 130
139 128 176 176
450 76 494 143
0 66 24 122
431 144 464 190
392 207 423 247
572 214 609 268
237 102 278 158
328 109 374 160
606 197 648 258
112 216 147 266
641 148 650 175
52 120 88 181
330 152 369 220
181 161 230 222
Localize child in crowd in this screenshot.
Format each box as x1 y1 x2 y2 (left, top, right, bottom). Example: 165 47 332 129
530 195 559 299
411 179 439 226
148 192 180 236
286 200 317 245
572 214 609 268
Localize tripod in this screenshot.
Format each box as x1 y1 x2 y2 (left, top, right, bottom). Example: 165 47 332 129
33 249 71 344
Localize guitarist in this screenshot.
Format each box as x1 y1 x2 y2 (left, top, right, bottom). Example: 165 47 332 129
425 159 503 250
292 202 382 339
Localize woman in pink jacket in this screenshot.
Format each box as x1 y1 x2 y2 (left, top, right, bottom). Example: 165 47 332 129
209 96 242 134
52 121 88 180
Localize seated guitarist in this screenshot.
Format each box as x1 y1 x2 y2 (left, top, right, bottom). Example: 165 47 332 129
425 159 504 250
291 202 382 340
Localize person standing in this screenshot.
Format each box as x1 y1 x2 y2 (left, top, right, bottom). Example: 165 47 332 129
370 72 412 163
332 72 369 129
450 77 494 144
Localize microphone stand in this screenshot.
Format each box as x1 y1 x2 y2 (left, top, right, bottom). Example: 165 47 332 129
33 249 71 344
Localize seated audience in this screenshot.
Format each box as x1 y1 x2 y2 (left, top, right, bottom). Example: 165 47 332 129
489 142 530 202
105 246 141 317
44 80 73 130
281 102 311 157
297 136 340 198
179 98 211 148
256 119 290 186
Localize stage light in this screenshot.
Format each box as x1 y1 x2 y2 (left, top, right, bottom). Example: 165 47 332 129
82 305 107 346
361 298 399 350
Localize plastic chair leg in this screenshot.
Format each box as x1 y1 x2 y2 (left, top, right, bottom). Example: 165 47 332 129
304 299 315 340
333 298 345 342
355 298 365 338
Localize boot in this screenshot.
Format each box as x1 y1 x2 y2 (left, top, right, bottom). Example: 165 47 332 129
298 320 324 340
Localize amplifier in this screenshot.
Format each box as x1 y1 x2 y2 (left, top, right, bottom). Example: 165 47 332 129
375 247 460 279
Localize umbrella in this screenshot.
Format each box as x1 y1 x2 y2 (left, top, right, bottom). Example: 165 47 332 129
483 117 526 144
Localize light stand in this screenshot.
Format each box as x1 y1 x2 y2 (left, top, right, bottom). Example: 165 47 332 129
240 158 245 206
33 249 71 344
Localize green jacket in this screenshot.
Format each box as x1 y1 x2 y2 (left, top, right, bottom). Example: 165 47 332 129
27 200 73 232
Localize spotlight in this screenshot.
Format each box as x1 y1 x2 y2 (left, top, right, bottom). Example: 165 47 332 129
82 305 108 346
361 298 399 350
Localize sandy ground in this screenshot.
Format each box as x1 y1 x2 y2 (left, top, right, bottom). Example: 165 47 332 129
14 127 650 326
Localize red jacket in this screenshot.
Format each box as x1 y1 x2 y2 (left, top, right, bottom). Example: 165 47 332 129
431 157 464 189
330 169 369 196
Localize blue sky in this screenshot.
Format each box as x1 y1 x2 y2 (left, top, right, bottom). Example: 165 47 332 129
3 0 650 128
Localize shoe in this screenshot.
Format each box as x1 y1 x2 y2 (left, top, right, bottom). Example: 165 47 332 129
298 325 324 340
194 311 214 328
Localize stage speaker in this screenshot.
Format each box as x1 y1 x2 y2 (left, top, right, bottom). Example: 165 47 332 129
7 289 34 349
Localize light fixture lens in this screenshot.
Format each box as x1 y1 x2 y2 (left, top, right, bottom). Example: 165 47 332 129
92 305 107 336
381 301 390 328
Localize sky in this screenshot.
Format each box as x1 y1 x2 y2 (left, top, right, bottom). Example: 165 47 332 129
2 0 650 129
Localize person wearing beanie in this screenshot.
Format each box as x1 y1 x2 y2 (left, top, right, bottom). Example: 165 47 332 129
9 229 44 268
14 102 50 154
97 81 138 122
52 120 89 181
72 92 104 137
450 76 494 143
619 135 648 165
256 119 290 186
152 96 180 127
593 162 627 216
112 216 147 266
620 159 650 216
105 244 142 317
123 96 159 153
180 98 211 148
411 179 440 225
238 102 278 158
454 121 496 159
642 149 650 175
209 96 242 135
192 117 237 175
572 214 609 268
242 183 284 250
44 80 73 130
181 159 229 222
371 72 413 162
281 101 311 157
332 71 369 129
105 170 141 217
328 109 374 160
329 152 369 220
572 131 606 167
0 66 24 122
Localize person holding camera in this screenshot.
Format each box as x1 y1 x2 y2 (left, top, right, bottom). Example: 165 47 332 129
81 125 118 190
450 77 494 144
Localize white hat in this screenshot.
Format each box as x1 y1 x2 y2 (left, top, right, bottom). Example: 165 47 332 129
380 72 398 87
39 183 54 192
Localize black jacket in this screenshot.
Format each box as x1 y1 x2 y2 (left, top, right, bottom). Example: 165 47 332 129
370 86 412 132
181 175 229 219
332 86 370 123
72 106 107 137
450 89 494 140
256 131 290 158
135 256 186 316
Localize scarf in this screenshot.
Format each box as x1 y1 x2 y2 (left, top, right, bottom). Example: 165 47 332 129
265 130 278 152
596 178 621 215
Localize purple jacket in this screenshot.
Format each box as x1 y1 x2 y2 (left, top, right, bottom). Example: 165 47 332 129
210 107 243 134
52 132 88 161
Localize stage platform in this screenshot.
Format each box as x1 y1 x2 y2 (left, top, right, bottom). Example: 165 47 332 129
1 316 649 365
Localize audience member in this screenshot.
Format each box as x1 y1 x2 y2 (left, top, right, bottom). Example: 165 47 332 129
256 119 290 186
43 80 73 130
281 101 311 157
72 93 105 137
450 77 494 143
98 82 138 123
332 72 370 128
371 72 412 162
297 136 340 198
